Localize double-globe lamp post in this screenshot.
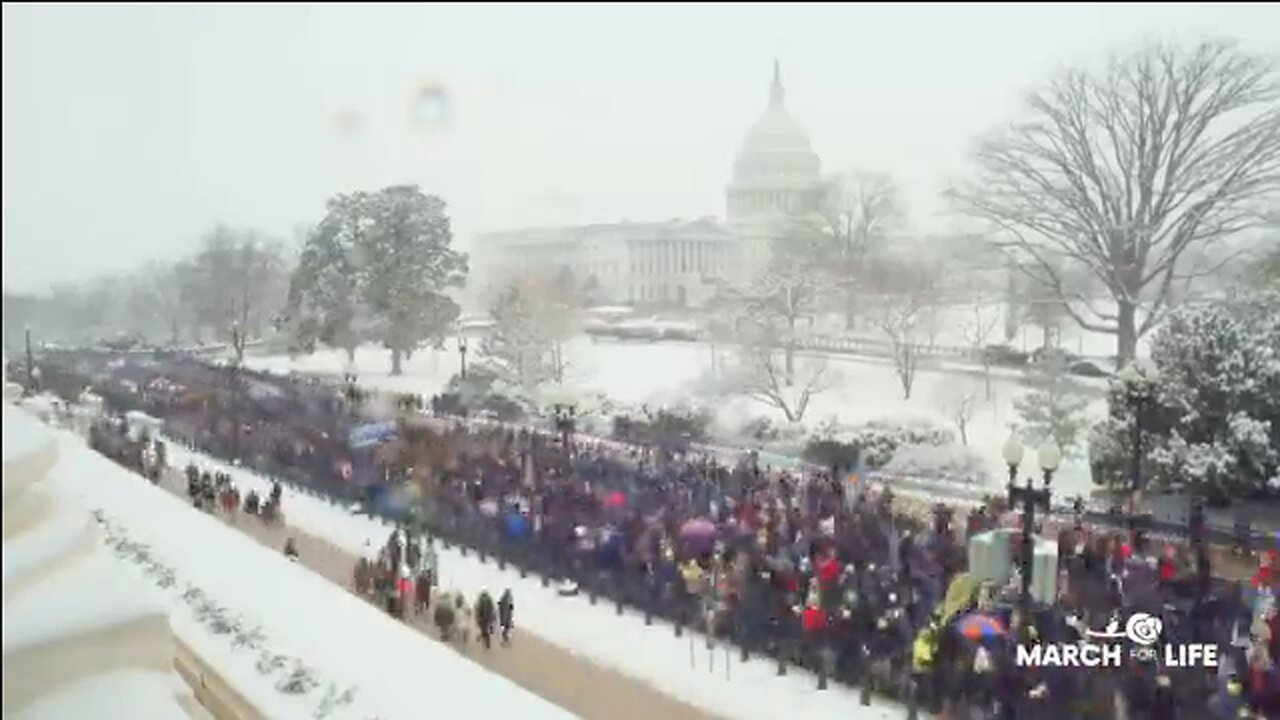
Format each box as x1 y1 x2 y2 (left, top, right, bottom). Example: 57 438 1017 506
1003 434 1061 611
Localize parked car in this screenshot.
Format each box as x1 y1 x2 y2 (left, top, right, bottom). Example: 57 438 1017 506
982 344 1030 367
1031 347 1078 366
1068 360 1110 378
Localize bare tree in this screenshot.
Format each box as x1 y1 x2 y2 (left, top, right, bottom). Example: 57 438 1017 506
189 226 289 342
869 251 940 400
960 295 1000 399
719 224 830 385
821 172 905 330
938 383 982 446
124 262 189 345
951 40 1280 366
725 339 835 424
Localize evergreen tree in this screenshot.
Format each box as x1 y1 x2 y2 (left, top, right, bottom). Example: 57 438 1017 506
482 284 554 390
287 192 372 362
357 186 468 375
1014 356 1091 458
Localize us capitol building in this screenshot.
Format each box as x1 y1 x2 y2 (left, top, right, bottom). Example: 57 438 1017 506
470 62 832 308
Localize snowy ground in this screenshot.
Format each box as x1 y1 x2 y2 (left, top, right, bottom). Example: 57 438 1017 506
166 441 922 720
4 406 576 720
246 336 1105 498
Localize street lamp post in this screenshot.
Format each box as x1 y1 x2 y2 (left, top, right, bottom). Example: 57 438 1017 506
1004 434 1060 610
230 320 244 461
24 325 35 396
1189 498 1210 595
1118 362 1159 553
552 403 576 453
458 336 469 379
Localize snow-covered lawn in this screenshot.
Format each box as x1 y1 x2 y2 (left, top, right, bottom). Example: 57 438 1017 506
4 406 576 720
247 336 1105 498
165 441 921 720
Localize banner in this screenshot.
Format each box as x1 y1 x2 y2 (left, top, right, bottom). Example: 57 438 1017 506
349 420 397 449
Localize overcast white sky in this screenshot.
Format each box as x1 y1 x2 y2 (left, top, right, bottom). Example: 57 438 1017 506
3 3 1278 293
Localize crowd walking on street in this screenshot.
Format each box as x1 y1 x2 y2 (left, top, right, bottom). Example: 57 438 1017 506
40 350 1280 719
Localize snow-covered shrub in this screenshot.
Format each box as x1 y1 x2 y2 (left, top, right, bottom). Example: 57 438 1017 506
441 367 529 421
839 418 955 468
611 402 714 451
717 415 810 456
802 437 860 471
738 416 788 444
883 443 990 484
1013 357 1090 459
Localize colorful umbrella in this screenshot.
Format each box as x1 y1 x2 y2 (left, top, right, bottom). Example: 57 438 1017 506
603 491 626 509
955 612 1006 641
680 518 717 540
680 518 718 554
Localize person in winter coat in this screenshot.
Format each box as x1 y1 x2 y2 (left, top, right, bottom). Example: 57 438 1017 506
284 537 299 562
455 594 473 645
415 567 433 615
498 589 515 644
244 489 260 515
475 590 496 649
433 592 457 641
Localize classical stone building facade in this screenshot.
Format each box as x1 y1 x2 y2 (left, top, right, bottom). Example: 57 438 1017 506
471 62 831 308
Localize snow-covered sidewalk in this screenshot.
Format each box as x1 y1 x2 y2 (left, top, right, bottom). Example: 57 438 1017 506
165 441 920 720
7 407 576 720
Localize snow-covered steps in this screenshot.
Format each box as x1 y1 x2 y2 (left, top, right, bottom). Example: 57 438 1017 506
2 407 199 720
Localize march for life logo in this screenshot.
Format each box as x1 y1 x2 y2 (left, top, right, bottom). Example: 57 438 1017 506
1016 612 1219 669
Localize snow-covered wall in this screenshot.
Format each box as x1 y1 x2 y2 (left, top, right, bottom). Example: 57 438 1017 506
2 409 206 719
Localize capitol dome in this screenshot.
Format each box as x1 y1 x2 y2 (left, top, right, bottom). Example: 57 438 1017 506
730 61 821 186
727 62 826 224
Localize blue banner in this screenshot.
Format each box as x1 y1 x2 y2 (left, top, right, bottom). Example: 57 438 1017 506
349 421 397 449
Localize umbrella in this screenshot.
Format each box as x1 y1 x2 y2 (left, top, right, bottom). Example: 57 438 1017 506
680 518 718 555
680 518 717 541
940 574 981 625
955 612 1006 641
603 491 626 509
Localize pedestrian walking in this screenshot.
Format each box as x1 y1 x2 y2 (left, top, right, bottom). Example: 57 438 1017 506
498 589 515 644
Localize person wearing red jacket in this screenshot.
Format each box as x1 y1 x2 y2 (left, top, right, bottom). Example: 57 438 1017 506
802 604 826 633
816 552 840 589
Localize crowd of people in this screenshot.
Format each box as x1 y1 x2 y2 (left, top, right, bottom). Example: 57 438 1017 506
72 363 523 658
33 350 1280 719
